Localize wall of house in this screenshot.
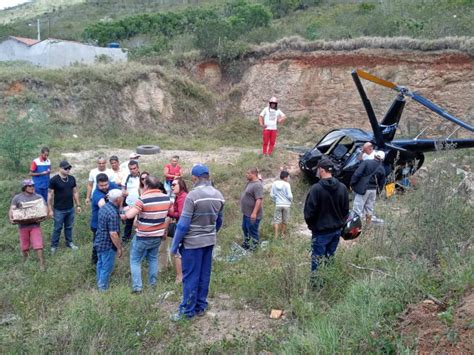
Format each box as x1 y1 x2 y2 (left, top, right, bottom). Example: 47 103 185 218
0 39 127 67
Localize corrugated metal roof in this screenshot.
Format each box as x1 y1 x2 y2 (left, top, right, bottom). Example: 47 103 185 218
9 36 40 46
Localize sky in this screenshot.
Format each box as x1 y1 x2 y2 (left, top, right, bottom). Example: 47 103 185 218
0 0 31 11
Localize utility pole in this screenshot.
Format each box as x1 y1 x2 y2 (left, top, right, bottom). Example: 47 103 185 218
37 18 41 41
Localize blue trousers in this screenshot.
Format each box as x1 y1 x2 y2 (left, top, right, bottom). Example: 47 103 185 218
96 249 116 291
242 215 261 250
311 230 341 272
130 236 161 291
51 207 75 248
179 245 214 318
35 187 48 202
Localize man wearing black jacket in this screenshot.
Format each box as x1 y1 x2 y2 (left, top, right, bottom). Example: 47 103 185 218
304 159 349 277
350 151 386 226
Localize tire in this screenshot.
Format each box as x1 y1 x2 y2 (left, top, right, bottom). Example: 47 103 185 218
136 145 161 155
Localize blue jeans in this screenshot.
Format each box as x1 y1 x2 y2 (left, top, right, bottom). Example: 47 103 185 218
164 180 172 195
242 215 261 250
311 230 341 272
35 187 48 202
51 207 75 248
179 245 214 318
96 249 116 291
130 236 162 291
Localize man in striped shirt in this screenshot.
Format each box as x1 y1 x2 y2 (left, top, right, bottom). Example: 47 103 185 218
122 175 171 293
170 164 225 320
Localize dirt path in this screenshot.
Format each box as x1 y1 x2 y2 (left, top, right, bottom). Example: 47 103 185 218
149 292 278 350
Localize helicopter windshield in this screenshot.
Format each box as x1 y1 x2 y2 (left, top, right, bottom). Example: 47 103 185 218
316 131 346 148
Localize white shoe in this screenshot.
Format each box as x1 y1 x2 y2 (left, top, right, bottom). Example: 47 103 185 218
68 243 79 250
50 247 57 255
371 216 384 224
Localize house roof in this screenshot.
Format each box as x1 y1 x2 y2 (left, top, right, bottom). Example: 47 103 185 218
9 36 40 46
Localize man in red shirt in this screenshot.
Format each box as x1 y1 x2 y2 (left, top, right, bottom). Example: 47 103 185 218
163 156 182 195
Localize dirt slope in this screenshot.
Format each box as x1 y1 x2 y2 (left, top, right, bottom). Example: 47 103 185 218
195 49 473 136
1 48 473 135
399 291 474 353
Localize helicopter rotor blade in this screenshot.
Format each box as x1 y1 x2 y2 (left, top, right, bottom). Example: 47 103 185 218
411 92 474 132
355 70 398 90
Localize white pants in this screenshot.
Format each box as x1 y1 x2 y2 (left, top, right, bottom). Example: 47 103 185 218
353 189 377 217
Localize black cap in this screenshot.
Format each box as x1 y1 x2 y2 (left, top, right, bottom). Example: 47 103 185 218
317 158 334 172
59 160 72 169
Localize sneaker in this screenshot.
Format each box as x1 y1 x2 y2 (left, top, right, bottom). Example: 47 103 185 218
371 216 385 225
68 243 79 250
169 313 190 322
50 247 57 255
196 310 206 317
131 289 142 295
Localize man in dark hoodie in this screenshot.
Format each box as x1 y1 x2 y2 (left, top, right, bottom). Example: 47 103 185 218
350 151 386 226
304 159 349 277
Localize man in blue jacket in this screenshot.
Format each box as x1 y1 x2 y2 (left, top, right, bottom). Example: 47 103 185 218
304 159 349 282
350 151 386 226
90 173 120 265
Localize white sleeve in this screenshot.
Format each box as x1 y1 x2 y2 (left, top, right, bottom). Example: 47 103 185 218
260 107 267 117
278 109 286 118
88 170 95 182
287 184 293 201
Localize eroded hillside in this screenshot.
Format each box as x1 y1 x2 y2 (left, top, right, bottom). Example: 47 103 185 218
194 48 473 137
1 47 473 138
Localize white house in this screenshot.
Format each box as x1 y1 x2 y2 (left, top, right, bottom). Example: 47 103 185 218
0 36 128 68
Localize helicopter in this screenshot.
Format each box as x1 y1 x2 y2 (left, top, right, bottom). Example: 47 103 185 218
299 69 474 187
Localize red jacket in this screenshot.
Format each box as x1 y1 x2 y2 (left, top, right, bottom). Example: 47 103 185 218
168 191 187 220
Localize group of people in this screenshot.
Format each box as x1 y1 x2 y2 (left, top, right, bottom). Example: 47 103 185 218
9 95 387 320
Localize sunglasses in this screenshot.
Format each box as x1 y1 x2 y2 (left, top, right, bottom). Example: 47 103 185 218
141 176 148 181
63 167 71 170
171 183 177 187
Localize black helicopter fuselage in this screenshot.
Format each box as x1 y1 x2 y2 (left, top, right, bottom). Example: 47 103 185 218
299 70 474 186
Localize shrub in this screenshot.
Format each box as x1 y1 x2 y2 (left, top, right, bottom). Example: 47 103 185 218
194 0 270 62
82 8 218 46
264 0 320 18
0 106 49 171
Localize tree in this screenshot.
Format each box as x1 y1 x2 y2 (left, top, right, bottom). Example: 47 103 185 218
0 107 49 171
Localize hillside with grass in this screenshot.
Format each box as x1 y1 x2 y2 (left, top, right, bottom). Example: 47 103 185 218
1 0 473 353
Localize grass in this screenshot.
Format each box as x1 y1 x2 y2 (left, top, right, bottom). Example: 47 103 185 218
1 132 472 352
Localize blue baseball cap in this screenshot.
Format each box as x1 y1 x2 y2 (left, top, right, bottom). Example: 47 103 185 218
191 164 209 177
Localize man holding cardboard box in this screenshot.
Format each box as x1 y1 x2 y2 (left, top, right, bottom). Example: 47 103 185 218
9 179 47 271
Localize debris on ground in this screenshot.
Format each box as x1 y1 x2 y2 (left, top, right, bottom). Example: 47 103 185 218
226 242 251 263
457 172 474 206
0 314 20 326
270 309 283 319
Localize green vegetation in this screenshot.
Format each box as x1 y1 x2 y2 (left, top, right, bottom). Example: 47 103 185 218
1 0 473 62
0 106 49 171
0 135 472 352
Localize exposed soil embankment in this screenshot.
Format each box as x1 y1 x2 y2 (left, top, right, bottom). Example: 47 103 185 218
226 49 473 136
1 46 473 136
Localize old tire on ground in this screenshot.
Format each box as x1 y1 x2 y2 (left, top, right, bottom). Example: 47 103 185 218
136 145 160 155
